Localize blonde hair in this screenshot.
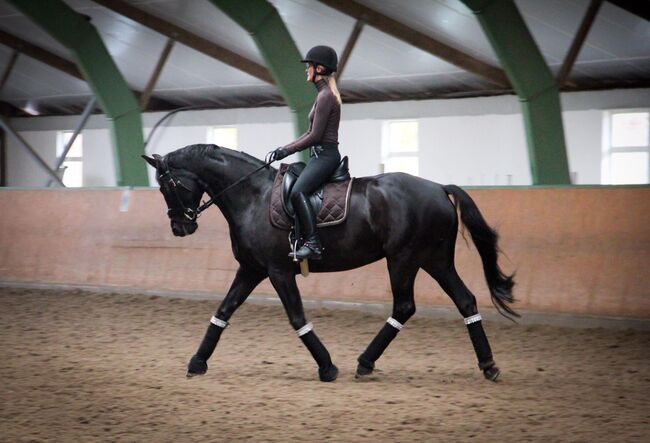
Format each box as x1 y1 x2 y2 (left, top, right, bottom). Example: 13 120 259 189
326 75 342 105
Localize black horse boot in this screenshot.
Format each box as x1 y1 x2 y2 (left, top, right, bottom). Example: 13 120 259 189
289 192 323 260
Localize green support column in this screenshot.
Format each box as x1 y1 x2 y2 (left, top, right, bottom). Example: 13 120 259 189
9 0 148 186
209 0 315 160
460 0 571 185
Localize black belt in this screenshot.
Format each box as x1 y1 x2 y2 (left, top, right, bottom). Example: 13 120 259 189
310 143 338 157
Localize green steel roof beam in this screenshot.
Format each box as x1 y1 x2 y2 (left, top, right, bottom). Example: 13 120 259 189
9 0 148 186
209 0 315 160
460 0 571 185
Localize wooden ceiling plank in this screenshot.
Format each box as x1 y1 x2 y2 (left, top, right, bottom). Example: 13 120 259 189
0 49 20 91
140 37 175 111
318 0 509 88
337 19 364 79
0 29 179 113
0 28 83 80
606 0 650 22
91 0 274 84
557 0 603 87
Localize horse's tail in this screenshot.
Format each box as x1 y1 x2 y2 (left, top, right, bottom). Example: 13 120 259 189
443 184 518 320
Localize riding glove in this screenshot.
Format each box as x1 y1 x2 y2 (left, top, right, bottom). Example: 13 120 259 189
270 147 289 162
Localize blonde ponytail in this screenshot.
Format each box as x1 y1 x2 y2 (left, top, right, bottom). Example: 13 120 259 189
327 75 342 105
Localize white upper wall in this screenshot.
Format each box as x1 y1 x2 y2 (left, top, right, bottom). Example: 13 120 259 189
562 110 603 185
419 114 531 185
6 88 650 187
7 130 58 187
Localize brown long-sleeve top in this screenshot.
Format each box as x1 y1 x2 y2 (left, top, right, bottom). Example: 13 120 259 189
283 79 340 155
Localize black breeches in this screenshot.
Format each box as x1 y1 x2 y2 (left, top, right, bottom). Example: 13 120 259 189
290 148 341 199
289 148 341 238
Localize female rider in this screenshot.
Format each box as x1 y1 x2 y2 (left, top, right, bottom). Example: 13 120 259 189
269 46 342 261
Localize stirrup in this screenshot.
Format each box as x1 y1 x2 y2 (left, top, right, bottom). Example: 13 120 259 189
295 241 322 260
288 234 300 261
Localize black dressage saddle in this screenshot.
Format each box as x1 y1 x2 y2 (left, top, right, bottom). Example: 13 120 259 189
281 156 351 219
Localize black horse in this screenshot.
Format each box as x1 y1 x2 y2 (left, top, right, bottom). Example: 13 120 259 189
143 144 516 383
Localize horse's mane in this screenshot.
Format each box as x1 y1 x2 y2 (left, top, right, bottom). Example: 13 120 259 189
166 144 268 169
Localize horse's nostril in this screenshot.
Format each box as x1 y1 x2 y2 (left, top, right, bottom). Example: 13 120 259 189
171 220 196 237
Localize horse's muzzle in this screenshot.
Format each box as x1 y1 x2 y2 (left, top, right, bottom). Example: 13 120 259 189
171 220 198 237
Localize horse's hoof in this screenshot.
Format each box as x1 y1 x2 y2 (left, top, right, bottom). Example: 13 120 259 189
483 365 501 382
355 363 374 378
318 364 338 382
186 355 208 378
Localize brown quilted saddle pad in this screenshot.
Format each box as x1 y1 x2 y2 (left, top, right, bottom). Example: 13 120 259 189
269 163 354 231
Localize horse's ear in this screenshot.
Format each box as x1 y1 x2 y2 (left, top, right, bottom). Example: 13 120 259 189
141 155 157 168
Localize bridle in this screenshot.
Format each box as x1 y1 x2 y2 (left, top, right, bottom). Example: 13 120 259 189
159 156 274 223
158 164 203 222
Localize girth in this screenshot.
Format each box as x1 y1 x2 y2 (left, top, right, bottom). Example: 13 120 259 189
281 156 350 218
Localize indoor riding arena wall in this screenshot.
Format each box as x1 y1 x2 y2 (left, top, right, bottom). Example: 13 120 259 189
1 186 648 319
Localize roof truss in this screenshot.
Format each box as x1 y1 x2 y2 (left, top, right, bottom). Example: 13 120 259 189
318 0 509 88
557 0 603 87
607 0 650 21
0 28 177 111
0 28 83 80
337 19 364 79
91 0 274 84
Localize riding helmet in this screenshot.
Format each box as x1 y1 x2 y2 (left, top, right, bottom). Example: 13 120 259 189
301 45 338 73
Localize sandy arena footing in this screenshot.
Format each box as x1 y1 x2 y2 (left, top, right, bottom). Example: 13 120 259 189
1 286 649 442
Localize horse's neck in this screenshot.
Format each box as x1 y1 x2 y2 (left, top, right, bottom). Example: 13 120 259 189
196 157 272 225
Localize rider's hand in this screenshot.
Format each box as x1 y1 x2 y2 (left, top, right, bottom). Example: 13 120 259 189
269 147 289 162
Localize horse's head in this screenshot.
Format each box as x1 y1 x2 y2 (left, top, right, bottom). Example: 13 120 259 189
142 153 204 237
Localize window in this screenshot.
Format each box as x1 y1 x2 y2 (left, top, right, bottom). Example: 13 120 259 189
602 111 649 184
382 120 419 176
208 126 238 150
57 131 83 187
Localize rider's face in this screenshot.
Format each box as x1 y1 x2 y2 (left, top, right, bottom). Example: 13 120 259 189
305 63 315 82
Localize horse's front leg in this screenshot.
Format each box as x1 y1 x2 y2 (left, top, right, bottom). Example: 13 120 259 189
187 266 266 377
356 258 418 378
268 270 338 382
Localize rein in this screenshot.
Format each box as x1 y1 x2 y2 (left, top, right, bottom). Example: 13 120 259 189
160 158 274 222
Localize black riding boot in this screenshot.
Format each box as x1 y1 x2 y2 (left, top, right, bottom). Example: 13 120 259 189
290 192 322 260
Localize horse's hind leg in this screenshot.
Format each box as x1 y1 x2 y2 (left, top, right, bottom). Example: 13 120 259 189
426 264 500 381
187 266 266 377
268 270 338 382
356 258 418 377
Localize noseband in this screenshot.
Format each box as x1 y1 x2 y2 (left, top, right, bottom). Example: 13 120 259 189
158 163 204 222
